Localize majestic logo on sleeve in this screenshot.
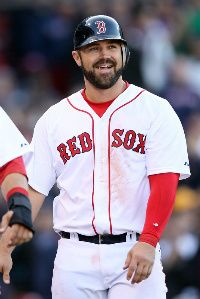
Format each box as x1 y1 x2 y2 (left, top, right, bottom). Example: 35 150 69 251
95 21 106 34
57 129 146 164
21 142 28 147
184 161 190 167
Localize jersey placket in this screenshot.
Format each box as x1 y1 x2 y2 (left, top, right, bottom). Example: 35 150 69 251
93 118 111 234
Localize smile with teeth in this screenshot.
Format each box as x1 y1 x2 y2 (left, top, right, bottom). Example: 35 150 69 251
96 64 113 69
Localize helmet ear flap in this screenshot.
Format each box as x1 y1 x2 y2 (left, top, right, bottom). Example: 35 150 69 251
121 44 130 67
125 46 130 66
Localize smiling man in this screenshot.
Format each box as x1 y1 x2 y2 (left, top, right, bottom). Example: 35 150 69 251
75 40 124 89
0 15 190 299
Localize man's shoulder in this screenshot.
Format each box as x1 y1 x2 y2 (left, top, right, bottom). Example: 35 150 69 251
127 84 177 122
130 84 172 108
129 84 167 102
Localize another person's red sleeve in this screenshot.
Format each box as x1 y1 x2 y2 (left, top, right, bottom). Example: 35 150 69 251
0 156 27 185
139 172 180 247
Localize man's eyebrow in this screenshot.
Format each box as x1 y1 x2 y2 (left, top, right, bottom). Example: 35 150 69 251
82 43 98 50
88 42 99 47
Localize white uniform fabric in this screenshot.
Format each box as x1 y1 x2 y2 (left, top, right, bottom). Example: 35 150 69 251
52 237 167 299
26 84 190 236
26 84 190 299
0 107 31 167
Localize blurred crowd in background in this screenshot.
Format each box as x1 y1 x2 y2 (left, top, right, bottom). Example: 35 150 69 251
0 0 200 298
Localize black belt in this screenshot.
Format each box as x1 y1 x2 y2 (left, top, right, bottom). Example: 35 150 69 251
59 231 140 244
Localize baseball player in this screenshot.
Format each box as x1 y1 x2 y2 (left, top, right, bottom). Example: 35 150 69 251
0 107 34 245
0 15 190 298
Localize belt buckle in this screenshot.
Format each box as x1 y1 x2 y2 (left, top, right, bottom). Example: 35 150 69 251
99 234 102 244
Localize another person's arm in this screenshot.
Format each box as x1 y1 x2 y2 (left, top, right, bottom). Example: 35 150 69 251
0 186 45 284
0 157 33 245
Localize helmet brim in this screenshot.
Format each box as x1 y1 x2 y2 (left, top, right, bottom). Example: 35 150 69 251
74 36 127 50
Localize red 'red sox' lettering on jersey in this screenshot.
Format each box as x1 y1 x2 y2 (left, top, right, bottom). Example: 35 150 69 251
57 132 92 164
57 128 146 165
112 129 146 154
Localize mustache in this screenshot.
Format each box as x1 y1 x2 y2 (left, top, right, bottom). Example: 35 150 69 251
93 58 117 68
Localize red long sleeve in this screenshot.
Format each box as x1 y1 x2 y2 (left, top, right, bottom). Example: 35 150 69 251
0 156 27 185
139 173 180 247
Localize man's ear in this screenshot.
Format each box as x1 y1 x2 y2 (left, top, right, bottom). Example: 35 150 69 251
72 51 82 67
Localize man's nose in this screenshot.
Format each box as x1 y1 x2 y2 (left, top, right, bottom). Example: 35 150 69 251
99 47 111 57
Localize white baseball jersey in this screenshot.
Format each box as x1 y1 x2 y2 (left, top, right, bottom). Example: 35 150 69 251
0 107 31 167
26 84 190 235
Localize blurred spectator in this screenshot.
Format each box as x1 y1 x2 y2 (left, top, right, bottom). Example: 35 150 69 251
162 56 200 126
161 186 200 299
127 1 176 94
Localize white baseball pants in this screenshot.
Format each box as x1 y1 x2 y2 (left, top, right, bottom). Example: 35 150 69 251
52 236 167 299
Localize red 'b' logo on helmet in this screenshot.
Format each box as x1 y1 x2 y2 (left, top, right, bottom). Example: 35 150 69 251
95 21 106 34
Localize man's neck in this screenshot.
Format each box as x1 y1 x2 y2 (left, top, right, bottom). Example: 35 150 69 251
84 78 127 103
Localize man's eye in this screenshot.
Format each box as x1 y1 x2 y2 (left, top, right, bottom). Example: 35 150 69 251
109 45 117 49
89 47 98 51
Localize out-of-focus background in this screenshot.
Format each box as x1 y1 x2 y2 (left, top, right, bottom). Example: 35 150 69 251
0 0 200 298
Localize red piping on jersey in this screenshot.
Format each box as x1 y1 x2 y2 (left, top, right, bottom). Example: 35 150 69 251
108 89 145 234
67 98 97 235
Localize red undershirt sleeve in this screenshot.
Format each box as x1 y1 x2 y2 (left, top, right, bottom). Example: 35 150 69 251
0 156 27 186
139 172 180 247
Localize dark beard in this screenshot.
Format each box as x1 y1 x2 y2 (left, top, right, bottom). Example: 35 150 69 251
81 59 124 89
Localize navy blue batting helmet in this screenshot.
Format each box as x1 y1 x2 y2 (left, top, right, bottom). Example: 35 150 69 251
73 15 130 65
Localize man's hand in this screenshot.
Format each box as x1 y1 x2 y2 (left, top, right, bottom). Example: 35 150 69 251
8 223 33 247
123 242 156 284
0 227 14 284
0 211 13 236
0 248 12 284
0 211 33 246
